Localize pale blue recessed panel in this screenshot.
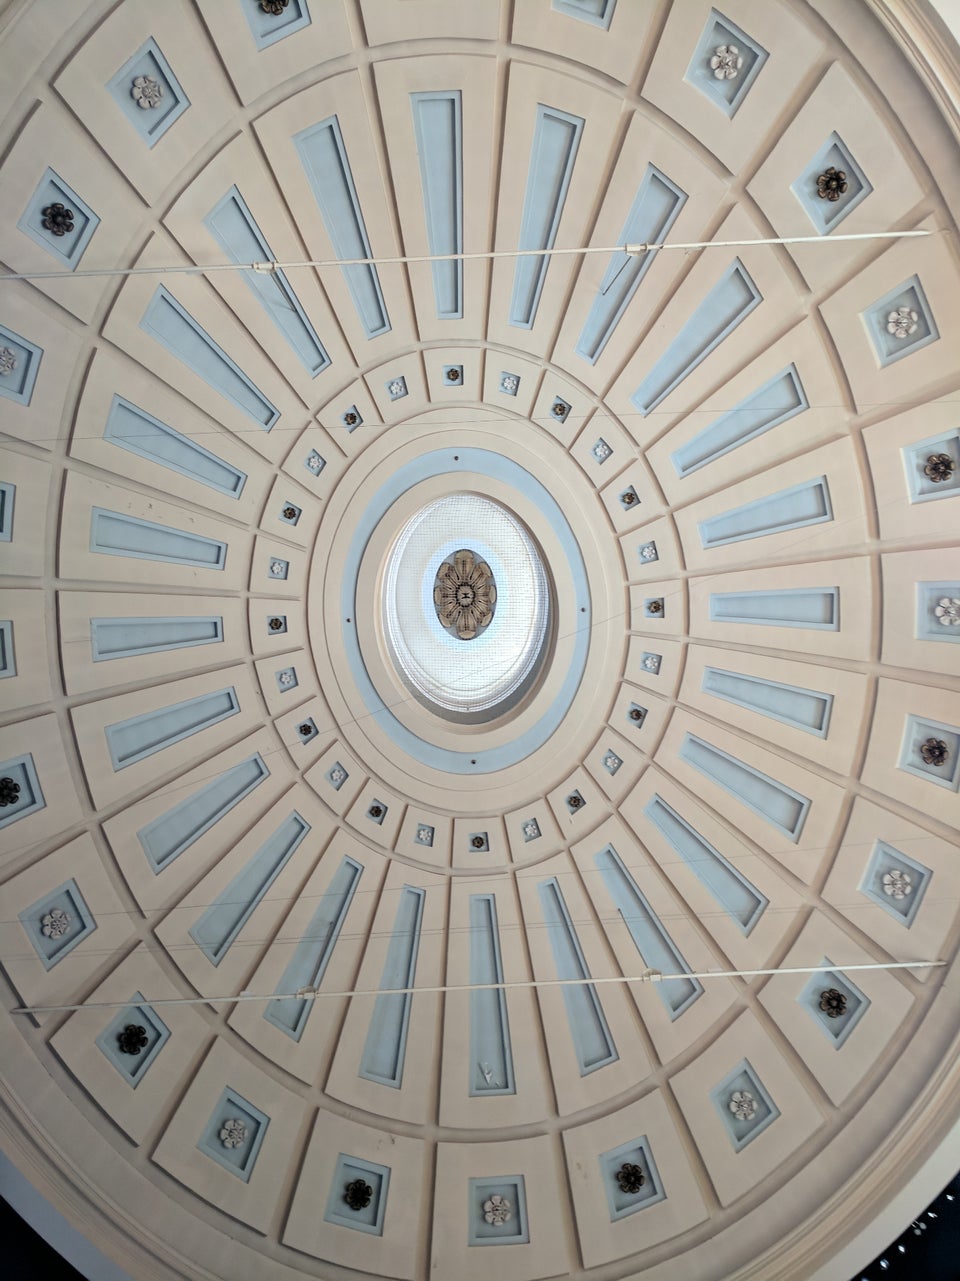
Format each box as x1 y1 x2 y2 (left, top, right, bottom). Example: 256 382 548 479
701 666 833 737
599 1135 667 1221
467 1176 530 1246
699 476 832 549
241 0 311 48
917 582 960 642
644 796 766 934
104 395 246 496
0 753 45 830
709 586 839 630
190 812 310 964
140 286 279 428
0 620 15 677
797 959 870 1048
324 1153 390 1235
294 116 390 338
197 1088 269 1182
791 133 872 234
91 615 223 662
19 878 96 970
410 92 463 320
552 0 617 27
359 886 425 1087
95 992 170 1085
537 877 618 1074
685 10 768 118
468 894 515 1096
680 734 811 841
0 483 15 541
0 324 42 406
576 165 687 363
671 365 807 476
263 856 363 1040
205 187 330 376
863 275 938 367
902 429 960 504
898 715 960 791
90 508 227 570
509 104 585 329
594 846 703 1018
711 1059 779 1150
18 168 100 268
860 840 931 927
631 259 761 415
106 38 189 147
106 687 239 771
137 753 269 872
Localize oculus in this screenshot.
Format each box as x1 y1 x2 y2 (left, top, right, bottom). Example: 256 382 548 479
382 494 552 721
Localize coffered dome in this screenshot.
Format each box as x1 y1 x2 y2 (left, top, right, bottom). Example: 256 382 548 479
0 3 958 1280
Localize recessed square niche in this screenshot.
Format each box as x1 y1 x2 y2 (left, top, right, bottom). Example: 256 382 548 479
95 992 170 1085
598 1135 667 1221
324 1154 390 1235
304 450 325 476
18 168 100 268
897 715 960 791
467 1175 529 1246
710 1059 779 1151
0 620 16 678
414 823 435 847
197 1087 269 1181
916 582 960 642
863 275 938 367
241 0 312 49
279 501 301 526
296 718 318 742
797 960 870 1048
19 878 95 970
902 430 960 503
326 761 348 790
0 753 45 829
107 38 190 147
0 324 42 406
791 133 871 234
685 9 768 118
860 840 931 927
275 666 298 692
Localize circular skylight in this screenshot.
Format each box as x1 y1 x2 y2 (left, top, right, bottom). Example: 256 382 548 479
382 494 551 718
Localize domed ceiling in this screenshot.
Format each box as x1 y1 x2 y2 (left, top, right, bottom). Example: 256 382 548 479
1 1 959 1279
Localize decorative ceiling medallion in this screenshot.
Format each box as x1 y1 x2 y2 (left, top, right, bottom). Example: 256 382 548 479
433 549 497 641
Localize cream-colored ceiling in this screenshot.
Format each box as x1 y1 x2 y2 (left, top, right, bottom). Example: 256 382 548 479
1 2 959 1280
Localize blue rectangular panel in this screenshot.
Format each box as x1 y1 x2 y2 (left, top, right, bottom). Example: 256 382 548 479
359 886 426 1087
644 795 767 933
0 620 15 677
594 846 703 1017
104 395 246 496
509 105 585 329
576 165 686 363
294 116 390 338
680 734 811 841
137 753 268 872
0 752 45 831
190 812 310 964
241 0 311 48
701 666 833 736
205 187 330 376
91 615 223 661
698 476 833 548
709 586 839 629
264 857 363 1039
0 483 14 541
18 168 100 268
552 0 617 28
90 508 226 569
537 877 618 1074
410 92 463 320
671 365 807 476
140 286 279 429
106 687 239 770
631 259 761 415
468 895 516 1095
